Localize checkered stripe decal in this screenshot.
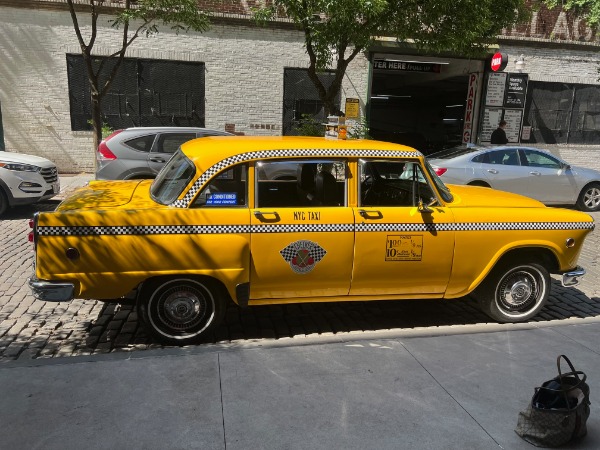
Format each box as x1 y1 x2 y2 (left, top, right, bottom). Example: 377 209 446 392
356 221 596 232
253 224 354 233
38 221 593 236
170 148 421 208
37 225 252 236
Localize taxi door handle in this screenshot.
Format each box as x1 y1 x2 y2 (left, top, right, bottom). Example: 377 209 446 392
487 169 498 174
529 171 541 176
254 211 280 222
358 209 382 219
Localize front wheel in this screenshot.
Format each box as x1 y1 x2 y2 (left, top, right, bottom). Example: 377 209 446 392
474 262 550 322
137 277 226 346
576 182 600 212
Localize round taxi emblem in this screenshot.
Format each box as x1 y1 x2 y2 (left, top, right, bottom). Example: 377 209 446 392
280 240 327 274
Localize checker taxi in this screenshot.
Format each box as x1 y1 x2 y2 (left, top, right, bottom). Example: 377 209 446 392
29 137 595 345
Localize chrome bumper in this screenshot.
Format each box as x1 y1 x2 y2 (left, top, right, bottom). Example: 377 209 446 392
562 266 585 287
28 277 74 302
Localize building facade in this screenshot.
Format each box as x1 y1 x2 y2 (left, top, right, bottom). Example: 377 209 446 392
0 0 599 172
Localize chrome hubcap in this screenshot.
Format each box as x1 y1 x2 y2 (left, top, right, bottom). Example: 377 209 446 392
163 290 202 326
498 270 538 313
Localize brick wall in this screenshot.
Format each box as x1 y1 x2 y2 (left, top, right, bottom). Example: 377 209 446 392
0 6 367 172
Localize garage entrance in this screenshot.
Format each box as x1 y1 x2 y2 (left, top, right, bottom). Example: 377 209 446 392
368 55 483 154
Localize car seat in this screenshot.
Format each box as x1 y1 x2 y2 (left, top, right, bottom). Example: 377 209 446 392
504 153 519 165
315 171 338 206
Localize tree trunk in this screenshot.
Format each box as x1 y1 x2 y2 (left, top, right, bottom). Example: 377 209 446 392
90 93 102 172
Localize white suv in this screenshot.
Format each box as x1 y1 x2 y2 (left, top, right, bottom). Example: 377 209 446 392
0 152 59 216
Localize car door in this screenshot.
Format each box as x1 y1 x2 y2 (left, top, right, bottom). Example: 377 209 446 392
148 132 198 175
480 148 532 195
250 159 354 300
350 159 455 296
520 148 578 204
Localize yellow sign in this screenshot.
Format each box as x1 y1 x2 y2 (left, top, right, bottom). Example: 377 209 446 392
385 235 423 261
345 98 360 119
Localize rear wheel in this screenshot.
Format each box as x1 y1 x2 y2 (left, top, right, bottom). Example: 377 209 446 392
576 182 600 212
137 277 226 346
474 261 550 322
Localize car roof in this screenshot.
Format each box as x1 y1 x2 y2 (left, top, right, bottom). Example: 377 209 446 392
122 126 232 134
180 136 422 168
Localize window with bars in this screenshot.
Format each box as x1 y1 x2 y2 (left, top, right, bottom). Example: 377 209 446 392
66 54 205 131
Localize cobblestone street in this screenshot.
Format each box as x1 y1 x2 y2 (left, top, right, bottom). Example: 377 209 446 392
1 175 599 362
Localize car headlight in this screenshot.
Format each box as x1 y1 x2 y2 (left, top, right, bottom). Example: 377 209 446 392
0 162 40 172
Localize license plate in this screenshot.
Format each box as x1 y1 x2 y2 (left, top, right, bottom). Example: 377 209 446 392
52 182 60 194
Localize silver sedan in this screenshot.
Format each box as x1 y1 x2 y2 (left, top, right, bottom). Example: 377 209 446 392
428 145 600 212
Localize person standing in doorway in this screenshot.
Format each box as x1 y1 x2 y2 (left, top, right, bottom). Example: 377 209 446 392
490 120 508 145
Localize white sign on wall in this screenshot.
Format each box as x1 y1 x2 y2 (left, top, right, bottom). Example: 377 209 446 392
462 73 479 143
485 73 507 107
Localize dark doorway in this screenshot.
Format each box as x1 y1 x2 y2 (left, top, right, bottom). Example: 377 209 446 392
368 57 481 154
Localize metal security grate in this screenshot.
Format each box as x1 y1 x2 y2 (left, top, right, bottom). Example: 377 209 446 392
66 55 205 131
283 68 340 135
524 81 600 144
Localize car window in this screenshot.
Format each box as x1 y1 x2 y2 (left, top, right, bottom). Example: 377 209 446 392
193 164 248 207
428 145 482 159
487 149 520 166
155 133 197 154
256 159 346 207
124 134 156 152
522 149 561 169
150 150 196 205
359 159 436 207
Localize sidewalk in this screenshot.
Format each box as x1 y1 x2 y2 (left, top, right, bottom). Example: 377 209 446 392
0 320 598 449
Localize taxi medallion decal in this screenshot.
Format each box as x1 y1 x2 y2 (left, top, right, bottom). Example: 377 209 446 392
280 240 327 274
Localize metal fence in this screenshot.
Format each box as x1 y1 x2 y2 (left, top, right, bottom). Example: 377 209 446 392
282 68 340 135
524 81 600 144
66 55 205 131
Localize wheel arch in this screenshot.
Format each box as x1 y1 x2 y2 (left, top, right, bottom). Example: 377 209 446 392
454 245 560 298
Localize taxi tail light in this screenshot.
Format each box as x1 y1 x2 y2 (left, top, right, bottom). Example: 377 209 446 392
434 167 447 176
97 129 123 161
28 214 39 250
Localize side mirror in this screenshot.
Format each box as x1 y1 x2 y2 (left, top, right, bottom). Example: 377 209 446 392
418 197 437 214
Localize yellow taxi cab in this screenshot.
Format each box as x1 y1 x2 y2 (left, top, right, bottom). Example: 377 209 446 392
28 137 595 345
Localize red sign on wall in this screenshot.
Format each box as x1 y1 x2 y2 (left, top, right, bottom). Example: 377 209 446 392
490 52 508 72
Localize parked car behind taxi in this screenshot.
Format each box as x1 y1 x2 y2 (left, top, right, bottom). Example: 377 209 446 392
29 137 594 345
0 152 59 216
96 126 233 180
428 145 600 211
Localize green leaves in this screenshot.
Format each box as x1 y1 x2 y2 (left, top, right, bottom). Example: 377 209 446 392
541 0 600 27
112 0 211 35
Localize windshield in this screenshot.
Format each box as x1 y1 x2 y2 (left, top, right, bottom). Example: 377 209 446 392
428 145 482 160
150 150 196 205
423 159 453 203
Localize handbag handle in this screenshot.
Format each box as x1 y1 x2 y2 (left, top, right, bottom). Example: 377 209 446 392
556 354 587 386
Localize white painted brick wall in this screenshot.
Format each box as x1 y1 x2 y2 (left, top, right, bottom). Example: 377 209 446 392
1 7 597 173
0 7 369 172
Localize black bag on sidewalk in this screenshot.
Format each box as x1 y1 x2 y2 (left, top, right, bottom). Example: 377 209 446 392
515 355 591 447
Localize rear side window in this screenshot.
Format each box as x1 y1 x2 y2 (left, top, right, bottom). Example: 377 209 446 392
155 133 197 154
124 134 156 152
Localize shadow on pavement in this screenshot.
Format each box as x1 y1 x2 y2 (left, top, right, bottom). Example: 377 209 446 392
85 279 600 354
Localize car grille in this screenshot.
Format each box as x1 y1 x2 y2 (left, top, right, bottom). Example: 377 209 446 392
41 167 58 184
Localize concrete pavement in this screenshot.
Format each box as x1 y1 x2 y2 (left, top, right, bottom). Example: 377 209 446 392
0 317 599 449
